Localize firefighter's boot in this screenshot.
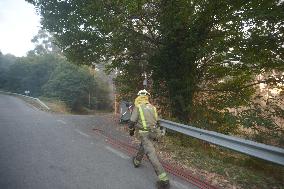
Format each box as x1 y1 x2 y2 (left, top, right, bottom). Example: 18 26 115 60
156 180 170 189
156 172 170 189
132 156 141 168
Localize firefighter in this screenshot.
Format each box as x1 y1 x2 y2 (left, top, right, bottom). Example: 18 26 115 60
129 89 170 189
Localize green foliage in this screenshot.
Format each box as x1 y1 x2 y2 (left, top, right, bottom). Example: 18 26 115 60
0 52 17 88
3 54 59 96
27 0 284 142
92 71 113 110
1 51 112 111
112 60 146 102
0 52 17 70
42 62 94 110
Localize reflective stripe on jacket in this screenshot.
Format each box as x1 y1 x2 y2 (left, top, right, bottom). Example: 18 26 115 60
130 103 158 131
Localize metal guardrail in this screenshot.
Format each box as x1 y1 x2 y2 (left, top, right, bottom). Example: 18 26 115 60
0 91 50 110
160 119 284 166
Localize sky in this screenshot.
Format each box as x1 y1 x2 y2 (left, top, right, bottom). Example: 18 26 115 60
0 0 41 57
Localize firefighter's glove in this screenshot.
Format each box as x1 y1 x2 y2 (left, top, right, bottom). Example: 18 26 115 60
128 121 135 136
129 128 135 136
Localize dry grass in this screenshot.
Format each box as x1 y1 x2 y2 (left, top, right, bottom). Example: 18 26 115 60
156 133 284 189
39 97 71 114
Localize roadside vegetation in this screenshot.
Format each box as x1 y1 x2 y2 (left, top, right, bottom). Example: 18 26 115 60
159 133 284 189
39 97 71 114
0 36 113 113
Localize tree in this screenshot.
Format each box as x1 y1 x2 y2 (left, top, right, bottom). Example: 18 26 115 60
1 50 112 111
27 0 284 138
0 52 17 88
43 62 96 111
3 54 58 95
27 29 62 56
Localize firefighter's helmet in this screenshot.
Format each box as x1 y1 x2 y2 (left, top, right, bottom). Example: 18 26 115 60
137 89 150 96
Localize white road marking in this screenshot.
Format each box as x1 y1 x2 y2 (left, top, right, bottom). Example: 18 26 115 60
105 146 129 159
171 180 190 189
75 129 90 138
57 119 67 124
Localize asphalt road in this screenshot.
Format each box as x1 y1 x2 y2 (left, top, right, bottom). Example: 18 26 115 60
0 94 195 189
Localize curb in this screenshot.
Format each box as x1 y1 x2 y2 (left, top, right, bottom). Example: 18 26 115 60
0 90 50 110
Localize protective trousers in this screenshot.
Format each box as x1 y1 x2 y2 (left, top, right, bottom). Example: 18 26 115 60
135 132 168 181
